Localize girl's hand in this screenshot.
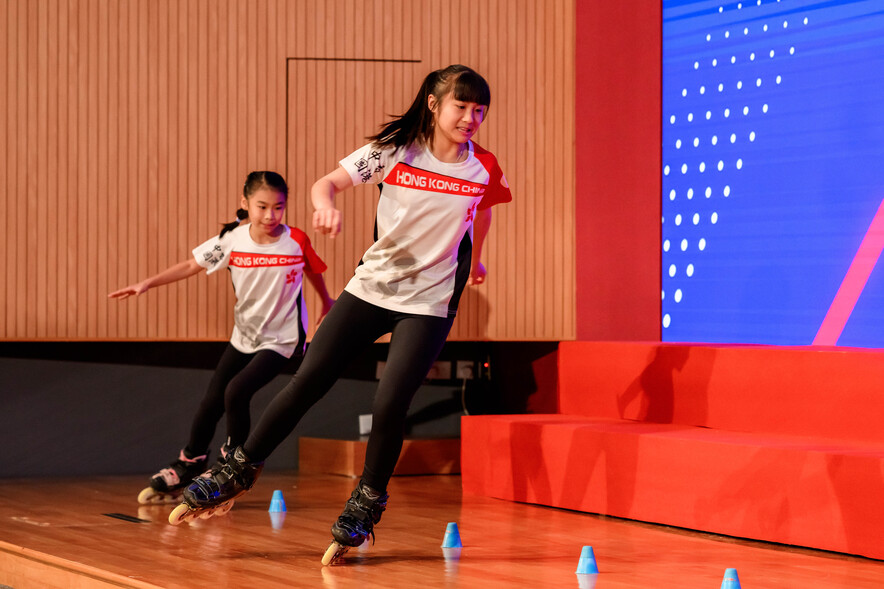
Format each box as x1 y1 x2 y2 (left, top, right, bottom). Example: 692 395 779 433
108 281 149 300
317 296 336 324
468 262 487 285
313 207 343 238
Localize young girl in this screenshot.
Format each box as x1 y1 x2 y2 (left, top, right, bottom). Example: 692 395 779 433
172 65 511 564
109 171 334 504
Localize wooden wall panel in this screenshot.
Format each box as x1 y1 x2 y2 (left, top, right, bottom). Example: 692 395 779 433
2 0 575 342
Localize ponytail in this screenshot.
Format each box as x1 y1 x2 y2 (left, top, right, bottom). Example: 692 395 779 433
368 65 491 151
219 208 249 239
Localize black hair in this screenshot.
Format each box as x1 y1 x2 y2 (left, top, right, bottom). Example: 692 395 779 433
219 171 289 238
367 64 491 151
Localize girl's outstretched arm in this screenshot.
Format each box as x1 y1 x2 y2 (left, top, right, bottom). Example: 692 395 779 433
108 258 203 300
305 270 335 323
468 207 493 285
311 165 355 239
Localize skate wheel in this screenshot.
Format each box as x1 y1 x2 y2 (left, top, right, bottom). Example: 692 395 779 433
214 500 234 517
137 487 158 505
322 541 349 566
138 487 181 505
168 503 192 526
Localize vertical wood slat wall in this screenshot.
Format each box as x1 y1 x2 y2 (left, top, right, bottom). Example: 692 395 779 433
1 0 575 342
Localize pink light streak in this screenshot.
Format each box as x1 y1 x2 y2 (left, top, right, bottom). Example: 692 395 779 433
813 197 884 346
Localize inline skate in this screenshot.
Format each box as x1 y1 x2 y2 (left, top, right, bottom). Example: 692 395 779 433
322 480 389 565
168 446 263 525
136 450 208 505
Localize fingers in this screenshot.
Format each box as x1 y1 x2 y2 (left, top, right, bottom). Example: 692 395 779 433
108 285 143 300
313 208 342 238
468 263 487 285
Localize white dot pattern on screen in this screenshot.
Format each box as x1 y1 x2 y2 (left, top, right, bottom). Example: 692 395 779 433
662 0 800 329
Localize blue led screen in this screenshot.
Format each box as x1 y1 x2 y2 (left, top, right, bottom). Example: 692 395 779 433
662 0 884 346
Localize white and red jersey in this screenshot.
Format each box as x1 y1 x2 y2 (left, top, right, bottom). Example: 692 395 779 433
340 141 511 318
192 223 327 358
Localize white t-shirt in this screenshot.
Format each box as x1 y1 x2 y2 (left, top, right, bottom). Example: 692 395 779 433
340 141 511 318
192 223 327 358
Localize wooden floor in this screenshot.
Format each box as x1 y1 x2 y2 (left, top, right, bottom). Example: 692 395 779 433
0 473 882 589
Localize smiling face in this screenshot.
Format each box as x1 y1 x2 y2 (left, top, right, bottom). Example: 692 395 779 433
429 90 487 151
242 188 286 241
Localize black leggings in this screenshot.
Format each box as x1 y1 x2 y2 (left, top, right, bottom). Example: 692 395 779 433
244 291 454 493
186 344 291 456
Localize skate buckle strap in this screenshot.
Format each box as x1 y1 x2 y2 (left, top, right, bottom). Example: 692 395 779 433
337 513 378 545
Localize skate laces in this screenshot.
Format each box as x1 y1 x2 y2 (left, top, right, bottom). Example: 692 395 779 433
337 513 378 545
189 474 223 501
157 451 207 486
199 444 233 479
158 467 180 486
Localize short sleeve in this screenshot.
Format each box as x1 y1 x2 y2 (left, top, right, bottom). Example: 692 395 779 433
192 234 231 275
289 227 327 274
339 143 392 186
472 147 513 210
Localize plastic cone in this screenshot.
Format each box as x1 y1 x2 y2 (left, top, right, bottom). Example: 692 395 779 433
268 489 287 513
720 568 741 589
575 546 599 574
441 522 462 548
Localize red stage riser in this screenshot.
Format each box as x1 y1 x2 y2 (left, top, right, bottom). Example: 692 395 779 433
559 342 884 445
461 342 884 560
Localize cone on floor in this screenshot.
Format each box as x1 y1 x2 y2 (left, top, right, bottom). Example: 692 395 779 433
721 568 741 589
268 489 287 513
575 545 599 574
441 522 462 548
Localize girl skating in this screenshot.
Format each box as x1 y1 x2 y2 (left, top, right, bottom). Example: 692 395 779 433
109 171 333 506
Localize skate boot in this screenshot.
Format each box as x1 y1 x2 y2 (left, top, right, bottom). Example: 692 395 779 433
200 440 233 479
137 450 208 505
321 480 389 565
168 446 263 525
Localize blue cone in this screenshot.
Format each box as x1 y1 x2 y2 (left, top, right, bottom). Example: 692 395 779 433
575 546 599 574
441 522 462 548
268 489 287 513
721 568 741 589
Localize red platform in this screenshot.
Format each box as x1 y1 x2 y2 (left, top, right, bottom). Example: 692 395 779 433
462 341 884 560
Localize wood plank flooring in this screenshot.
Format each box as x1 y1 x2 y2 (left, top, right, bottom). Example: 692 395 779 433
0 473 881 588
